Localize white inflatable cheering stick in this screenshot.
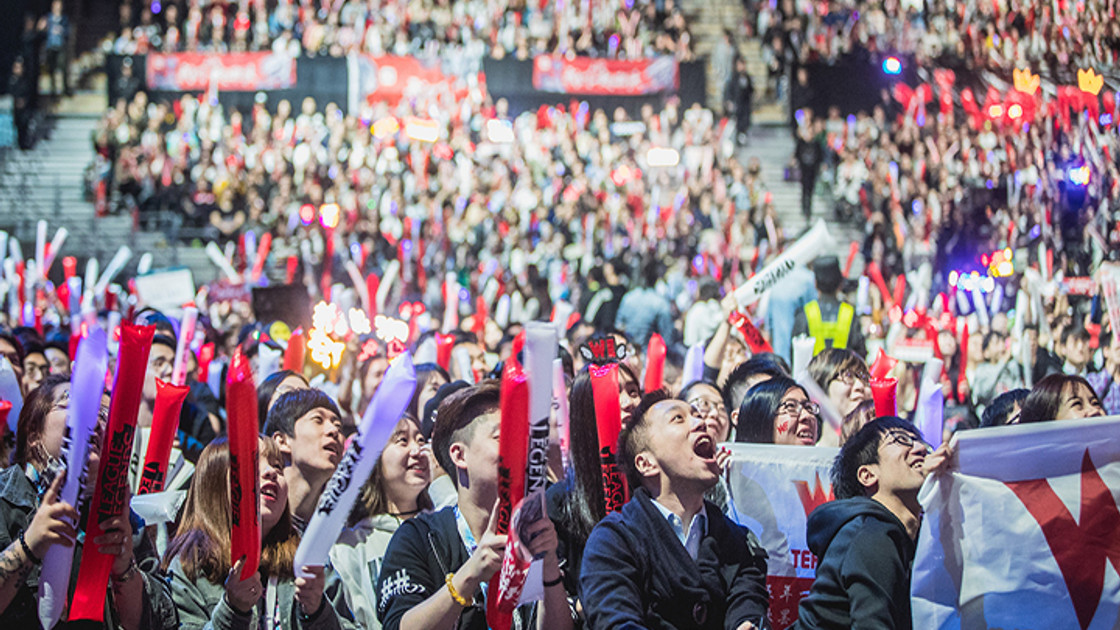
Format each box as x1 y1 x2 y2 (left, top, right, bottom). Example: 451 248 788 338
292 353 417 577
733 219 836 308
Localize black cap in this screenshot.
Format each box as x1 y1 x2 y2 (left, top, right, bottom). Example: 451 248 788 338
421 380 471 440
813 255 843 294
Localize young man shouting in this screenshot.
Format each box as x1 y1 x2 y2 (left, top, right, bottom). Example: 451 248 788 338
264 388 345 532
795 417 950 629
376 380 571 630
580 389 770 629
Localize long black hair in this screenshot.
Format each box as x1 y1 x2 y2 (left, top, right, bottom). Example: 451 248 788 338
735 375 806 443
558 362 638 544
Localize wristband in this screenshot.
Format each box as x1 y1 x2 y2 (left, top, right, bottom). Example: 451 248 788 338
445 573 469 606
111 558 139 585
542 574 563 588
18 531 39 564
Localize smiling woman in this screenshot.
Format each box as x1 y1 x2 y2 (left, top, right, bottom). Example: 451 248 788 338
734 376 820 445
1019 373 1106 423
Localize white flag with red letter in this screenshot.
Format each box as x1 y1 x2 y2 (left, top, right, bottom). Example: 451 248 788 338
725 444 837 630
912 417 1120 629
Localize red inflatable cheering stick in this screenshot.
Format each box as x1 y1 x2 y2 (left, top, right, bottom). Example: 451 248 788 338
137 380 190 494
227 350 261 580
486 357 531 630
644 333 667 393
70 322 154 621
589 363 628 513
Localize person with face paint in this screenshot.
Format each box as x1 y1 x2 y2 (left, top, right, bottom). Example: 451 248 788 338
735 376 821 445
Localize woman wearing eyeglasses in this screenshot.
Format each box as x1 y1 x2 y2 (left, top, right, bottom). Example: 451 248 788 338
807 349 871 419
678 380 732 442
0 375 176 628
734 376 820 445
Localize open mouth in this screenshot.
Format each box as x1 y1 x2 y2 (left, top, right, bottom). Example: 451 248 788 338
324 442 343 459
260 482 279 500
692 434 717 460
407 460 428 473
795 424 815 444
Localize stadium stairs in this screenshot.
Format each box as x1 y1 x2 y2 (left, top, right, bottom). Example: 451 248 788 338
0 111 216 285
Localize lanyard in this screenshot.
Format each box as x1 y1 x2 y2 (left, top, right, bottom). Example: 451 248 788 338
454 506 478 555
263 575 279 630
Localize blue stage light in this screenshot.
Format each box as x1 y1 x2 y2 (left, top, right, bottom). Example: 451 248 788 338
882 57 902 75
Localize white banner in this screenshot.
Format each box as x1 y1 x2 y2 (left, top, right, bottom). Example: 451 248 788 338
725 444 838 630
912 417 1120 630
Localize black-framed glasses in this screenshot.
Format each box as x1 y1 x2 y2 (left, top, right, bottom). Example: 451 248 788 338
777 400 820 417
885 431 930 452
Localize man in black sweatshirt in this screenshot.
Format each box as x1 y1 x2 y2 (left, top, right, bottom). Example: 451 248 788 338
580 389 770 629
794 417 950 629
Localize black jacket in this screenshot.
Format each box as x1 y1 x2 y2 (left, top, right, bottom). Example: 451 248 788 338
0 466 177 630
794 497 915 630
376 506 534 630
579 487 769 630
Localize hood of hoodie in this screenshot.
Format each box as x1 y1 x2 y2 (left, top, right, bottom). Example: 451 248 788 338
805 496 907 558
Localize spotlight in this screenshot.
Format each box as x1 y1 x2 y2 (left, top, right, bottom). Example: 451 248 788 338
882 57 902 75
1067 165 1090 186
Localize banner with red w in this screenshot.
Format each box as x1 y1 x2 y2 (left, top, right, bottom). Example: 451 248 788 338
725 444 837 630
912 417 1120 629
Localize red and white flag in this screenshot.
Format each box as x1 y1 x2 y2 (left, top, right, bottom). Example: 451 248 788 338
912 417 1120 629
725 444 837 630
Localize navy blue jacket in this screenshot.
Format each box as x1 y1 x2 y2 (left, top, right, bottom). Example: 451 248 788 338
579 487 769 629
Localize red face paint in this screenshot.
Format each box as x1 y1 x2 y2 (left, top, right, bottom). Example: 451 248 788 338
776 420 791 435
227 350 260 580
70 322 155 621
137 379 190 495
589 363 628 514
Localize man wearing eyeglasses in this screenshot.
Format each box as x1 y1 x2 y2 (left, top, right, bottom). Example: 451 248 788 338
794 417 950 630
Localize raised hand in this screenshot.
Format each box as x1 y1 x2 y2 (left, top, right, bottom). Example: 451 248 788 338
295 565 326 616
224 557 263 614
24 474 79 560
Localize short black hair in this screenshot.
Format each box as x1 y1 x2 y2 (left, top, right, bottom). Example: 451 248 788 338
618 388 673 491
151 333 178 353
257 369 309 428
980 388 1029 427
722 353 789 412
430 380 501 487
832 417 921 499
264 388 342 438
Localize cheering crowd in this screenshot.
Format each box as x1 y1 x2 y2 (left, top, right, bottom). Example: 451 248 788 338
4 0 1120 626
109 0 695 62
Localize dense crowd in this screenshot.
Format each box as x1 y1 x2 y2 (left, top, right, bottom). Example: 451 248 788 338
2 0 1119 627
110 0 695 62
756 0 1120 79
